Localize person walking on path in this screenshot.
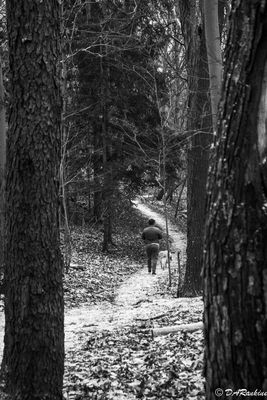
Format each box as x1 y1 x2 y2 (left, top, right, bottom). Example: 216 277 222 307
142 219 163 274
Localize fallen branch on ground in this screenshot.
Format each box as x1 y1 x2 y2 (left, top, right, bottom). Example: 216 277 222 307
135 312 168 321
69 263 85 270
152 322 203 337
133 299 152 307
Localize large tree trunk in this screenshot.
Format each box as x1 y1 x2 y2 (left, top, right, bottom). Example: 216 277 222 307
4 1 64 398
178 0 212 296
204 1 267 397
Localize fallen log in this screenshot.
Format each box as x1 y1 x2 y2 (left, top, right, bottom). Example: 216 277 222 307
152 322 203 337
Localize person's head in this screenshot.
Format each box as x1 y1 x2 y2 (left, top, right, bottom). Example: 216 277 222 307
148 218 155 226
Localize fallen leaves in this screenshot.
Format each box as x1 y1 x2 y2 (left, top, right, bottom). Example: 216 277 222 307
63 212 146 309
64 300 205 400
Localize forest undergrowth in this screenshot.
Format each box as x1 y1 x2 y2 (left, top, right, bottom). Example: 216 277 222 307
63 204 147 308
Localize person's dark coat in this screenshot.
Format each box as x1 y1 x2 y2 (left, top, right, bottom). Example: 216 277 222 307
142 226 162 244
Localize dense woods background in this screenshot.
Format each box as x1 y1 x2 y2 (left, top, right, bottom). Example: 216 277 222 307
0 0 266 399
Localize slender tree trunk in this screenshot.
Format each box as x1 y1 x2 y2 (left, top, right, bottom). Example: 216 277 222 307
60 149 72 272
86 0 91 23
204 0 223 131
101 80 111 250
0 54 6 274
87 164 92 214
161 129 172 286
156 187 164 201
93 128 102 222
102 126 113 251
174 178 186 219
93 172 102 221
204 2 267 397
4 1 64 398
61 43 72 272
100 36 113 251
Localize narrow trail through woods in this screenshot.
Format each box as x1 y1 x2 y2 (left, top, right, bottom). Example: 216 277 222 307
0 199 187 357
65 199 187 351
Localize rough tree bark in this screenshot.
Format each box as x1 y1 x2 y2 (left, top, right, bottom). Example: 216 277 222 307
204 1 267 397
178 0 212 296
4 1 64 398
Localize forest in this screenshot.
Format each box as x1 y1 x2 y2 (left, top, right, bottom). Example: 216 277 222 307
0 0 267 399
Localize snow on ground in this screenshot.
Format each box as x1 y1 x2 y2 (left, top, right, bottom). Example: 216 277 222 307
65 267 201 351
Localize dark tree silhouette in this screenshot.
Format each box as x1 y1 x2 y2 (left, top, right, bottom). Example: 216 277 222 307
204 1 267 397
3 1 64 398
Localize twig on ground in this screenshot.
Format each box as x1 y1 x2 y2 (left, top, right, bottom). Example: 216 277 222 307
132 299 153 307
135 312 168 321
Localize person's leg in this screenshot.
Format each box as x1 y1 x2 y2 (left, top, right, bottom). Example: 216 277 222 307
151 243 159 274
146 245 152 273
